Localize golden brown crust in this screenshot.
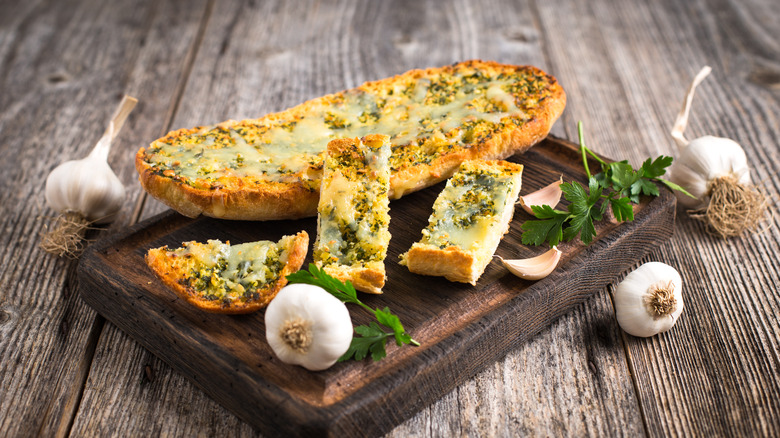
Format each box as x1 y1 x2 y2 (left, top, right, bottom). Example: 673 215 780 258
401 159 524 286
145 231 309 314
322 262 386 295
403 244 478 285
136 60 565 220
314 135 391 294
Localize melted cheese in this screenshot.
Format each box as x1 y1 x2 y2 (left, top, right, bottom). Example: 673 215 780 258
143 64 554 188
315 136 391 268
418 161 522 252
176 237 287 301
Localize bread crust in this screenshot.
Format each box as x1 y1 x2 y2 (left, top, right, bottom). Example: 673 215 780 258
145 231 309 314
314 135 391 294
136 60 565 220
401 159 524 285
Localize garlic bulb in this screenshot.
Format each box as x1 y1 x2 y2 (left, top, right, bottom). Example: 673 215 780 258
670 135 750 209
668 67 767 237
498 246 561 280
45 95 136 223
614 262 683 337
41 95 137 257
45 134 127 224
265 283 353 371
518 176 563 214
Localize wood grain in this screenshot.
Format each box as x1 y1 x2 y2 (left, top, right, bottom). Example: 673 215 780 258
2 0 779 436
0 0 209 436
539 0 780 435
78 138 675 436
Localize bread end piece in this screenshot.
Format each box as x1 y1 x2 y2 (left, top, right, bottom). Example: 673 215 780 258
145 231 309 314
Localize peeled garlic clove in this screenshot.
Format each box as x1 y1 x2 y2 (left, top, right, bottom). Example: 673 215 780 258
518 177 563 214
499 246 562 280
614 262 683 337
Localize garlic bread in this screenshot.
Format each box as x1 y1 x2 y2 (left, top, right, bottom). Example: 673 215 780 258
145 232 308 313
136 60 564 220
400 160 523 285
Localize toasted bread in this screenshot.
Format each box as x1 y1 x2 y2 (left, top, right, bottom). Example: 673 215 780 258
314 134 391 294
136 60 565 220
145 232 308 313
400 160 523 285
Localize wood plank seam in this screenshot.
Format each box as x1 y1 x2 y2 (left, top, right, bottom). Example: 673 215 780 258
61 1 217 436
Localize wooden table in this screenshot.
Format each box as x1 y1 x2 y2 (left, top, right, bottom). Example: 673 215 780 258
1 0 778 436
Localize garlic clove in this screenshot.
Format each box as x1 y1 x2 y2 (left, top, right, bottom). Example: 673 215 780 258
498 246 562 280
518 176 563 214
614 262 683 337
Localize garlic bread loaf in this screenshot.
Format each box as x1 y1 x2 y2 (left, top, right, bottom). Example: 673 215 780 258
145 232 308 314
136 60 564 220
314 134 391 294
400 159 523 285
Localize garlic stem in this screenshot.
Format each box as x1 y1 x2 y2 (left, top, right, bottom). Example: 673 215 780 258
518 176 563 214
89 95 138 162
498 246 562 280
671 66 712 149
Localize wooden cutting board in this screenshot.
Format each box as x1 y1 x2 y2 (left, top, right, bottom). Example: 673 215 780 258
78 136 676 437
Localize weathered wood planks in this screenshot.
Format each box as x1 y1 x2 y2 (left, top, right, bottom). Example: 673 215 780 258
2 0 779 436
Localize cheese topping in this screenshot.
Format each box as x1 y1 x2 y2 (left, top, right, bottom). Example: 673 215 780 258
421 162 522 251
315 136 391 269
172 238 291 303
142 64 557 191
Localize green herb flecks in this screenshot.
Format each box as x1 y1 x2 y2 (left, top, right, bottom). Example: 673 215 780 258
286 264 419 362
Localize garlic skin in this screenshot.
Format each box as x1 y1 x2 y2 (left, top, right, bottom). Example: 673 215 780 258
265 283 353 371
45 136 126 224
668 66 752 208
670 135 750 209
518 177 563 214
614 262 683 337
499 246 562 280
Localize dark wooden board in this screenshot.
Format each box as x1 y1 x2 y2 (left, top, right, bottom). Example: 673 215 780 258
77 136 675 437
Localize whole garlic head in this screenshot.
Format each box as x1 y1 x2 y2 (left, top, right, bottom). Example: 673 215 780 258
265 283 353 371
45 137 126 224
671 135 751 209
614 262 684 337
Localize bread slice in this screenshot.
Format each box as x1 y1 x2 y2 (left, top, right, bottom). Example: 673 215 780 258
136 60 565 220
400 160 523 285
314 134 391 294
145 232 308 314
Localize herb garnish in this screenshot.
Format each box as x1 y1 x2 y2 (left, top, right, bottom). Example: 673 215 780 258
521 122 692 247
287 264 420 362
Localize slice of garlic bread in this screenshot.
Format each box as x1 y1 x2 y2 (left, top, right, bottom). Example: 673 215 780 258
145 232 308 313
400 159 523 285
314 134 391 294
136 60 565 220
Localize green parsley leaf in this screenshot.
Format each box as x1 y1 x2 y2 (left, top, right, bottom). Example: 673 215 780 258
609 196 635 222
287 264 419 363
563 180 602 245
520 205 568 246
520 121 692 247
340 322 391 362
639 156 673 179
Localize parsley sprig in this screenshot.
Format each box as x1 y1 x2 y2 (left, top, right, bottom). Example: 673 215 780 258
521 122 692 247
286 264 420 362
